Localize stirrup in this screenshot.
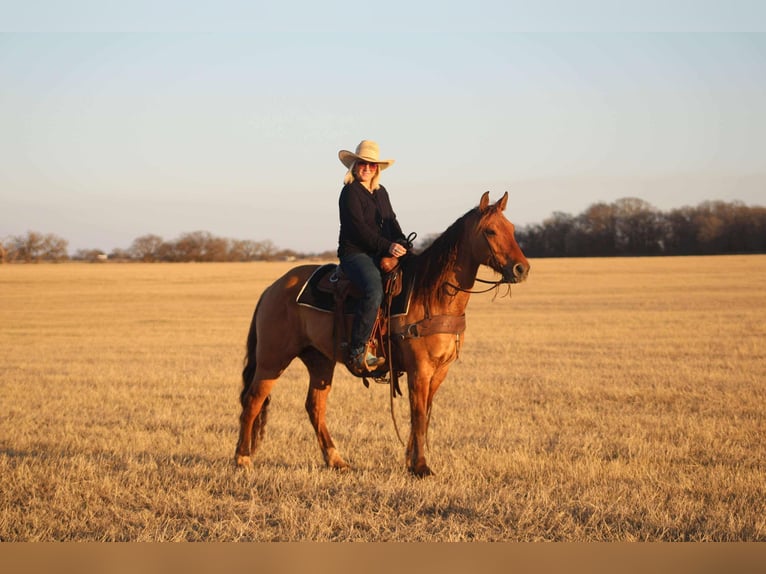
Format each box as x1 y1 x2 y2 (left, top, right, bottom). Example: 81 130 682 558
351 350 385 374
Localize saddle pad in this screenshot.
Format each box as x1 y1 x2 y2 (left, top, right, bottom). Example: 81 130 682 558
296 264 350 313
296 263 413 317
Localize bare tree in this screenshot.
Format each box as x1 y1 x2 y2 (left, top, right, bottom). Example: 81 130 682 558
4 231 68 262
229 239 260 261
579 202 618 256
613 198 663 255
40 234 69 262
129 234 165 262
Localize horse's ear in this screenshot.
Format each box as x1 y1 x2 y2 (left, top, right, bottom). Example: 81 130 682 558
497 191 508 211
479 191 490 211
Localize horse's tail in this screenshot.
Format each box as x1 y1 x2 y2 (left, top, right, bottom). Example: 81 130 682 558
241 296 270 449
241 299 260 398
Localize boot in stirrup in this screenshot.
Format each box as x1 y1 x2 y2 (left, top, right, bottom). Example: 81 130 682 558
350 346 385 375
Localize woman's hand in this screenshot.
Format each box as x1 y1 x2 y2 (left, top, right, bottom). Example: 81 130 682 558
389 242 407 258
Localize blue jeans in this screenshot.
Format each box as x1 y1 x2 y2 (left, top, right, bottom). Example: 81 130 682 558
339 252 383 356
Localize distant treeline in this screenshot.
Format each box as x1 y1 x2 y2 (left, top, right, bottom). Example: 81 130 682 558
3 197 764 263
515 198 766 258
0 230 336 263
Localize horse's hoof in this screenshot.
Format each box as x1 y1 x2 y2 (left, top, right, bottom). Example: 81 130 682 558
325 449 350 471
331 462 351 472
236 455 253 470
411 464 434 478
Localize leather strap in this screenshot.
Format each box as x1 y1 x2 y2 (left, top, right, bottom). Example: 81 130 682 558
391 314 466 339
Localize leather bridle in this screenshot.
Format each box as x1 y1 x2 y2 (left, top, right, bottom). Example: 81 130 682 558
443 230 514 295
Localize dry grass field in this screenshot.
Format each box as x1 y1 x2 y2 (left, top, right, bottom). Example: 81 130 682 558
1 256 764 541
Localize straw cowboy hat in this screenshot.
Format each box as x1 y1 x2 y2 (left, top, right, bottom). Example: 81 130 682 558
338 140 395 170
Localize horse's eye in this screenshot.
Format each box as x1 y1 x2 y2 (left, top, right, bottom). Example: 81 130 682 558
485 228 496 237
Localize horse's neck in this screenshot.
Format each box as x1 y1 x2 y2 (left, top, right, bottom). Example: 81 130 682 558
421 252 480 318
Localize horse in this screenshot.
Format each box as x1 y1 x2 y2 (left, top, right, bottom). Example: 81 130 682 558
235 191 530 477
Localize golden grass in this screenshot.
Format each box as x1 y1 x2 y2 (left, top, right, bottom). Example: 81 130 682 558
1 256 764 541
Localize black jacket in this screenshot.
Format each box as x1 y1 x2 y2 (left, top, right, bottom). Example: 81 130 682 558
337 181 405 258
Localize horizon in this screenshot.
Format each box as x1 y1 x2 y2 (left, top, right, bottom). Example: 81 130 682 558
5 193 762 258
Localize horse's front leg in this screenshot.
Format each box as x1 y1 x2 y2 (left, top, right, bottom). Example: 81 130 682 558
406 359 453 477
406 367 435 477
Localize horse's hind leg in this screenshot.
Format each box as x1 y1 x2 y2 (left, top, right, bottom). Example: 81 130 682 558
300 348 348 470
236 376 277 469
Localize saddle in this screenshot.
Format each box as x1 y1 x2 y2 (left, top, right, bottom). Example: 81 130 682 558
296 258 411 391
316 257 403 299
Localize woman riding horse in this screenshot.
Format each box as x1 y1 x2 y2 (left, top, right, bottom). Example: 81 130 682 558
236 186 530 477
337 140 408 374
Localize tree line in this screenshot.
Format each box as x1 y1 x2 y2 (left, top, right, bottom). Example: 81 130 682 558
2 197 764 263
0 230 336 263
514 198 766 258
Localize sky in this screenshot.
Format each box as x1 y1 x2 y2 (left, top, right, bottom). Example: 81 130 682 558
1 2 765 254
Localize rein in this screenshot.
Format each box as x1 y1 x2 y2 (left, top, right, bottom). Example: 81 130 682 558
443 276 510 295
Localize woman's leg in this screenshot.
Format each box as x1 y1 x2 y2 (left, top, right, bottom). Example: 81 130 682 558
339 252 384 360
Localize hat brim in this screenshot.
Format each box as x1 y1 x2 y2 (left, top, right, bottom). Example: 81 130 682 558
338 150 394 171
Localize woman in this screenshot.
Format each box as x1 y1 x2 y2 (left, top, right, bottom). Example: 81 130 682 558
337 140 408 374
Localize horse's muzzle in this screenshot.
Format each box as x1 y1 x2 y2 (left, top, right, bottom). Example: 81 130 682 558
503 262 530 284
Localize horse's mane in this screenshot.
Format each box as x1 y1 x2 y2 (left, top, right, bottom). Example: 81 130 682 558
408 206 483 300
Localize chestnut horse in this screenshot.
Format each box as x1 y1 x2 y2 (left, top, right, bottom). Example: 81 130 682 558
235 191 530 477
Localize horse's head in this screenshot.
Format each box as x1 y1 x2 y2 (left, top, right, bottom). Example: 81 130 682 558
473 191 530 283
